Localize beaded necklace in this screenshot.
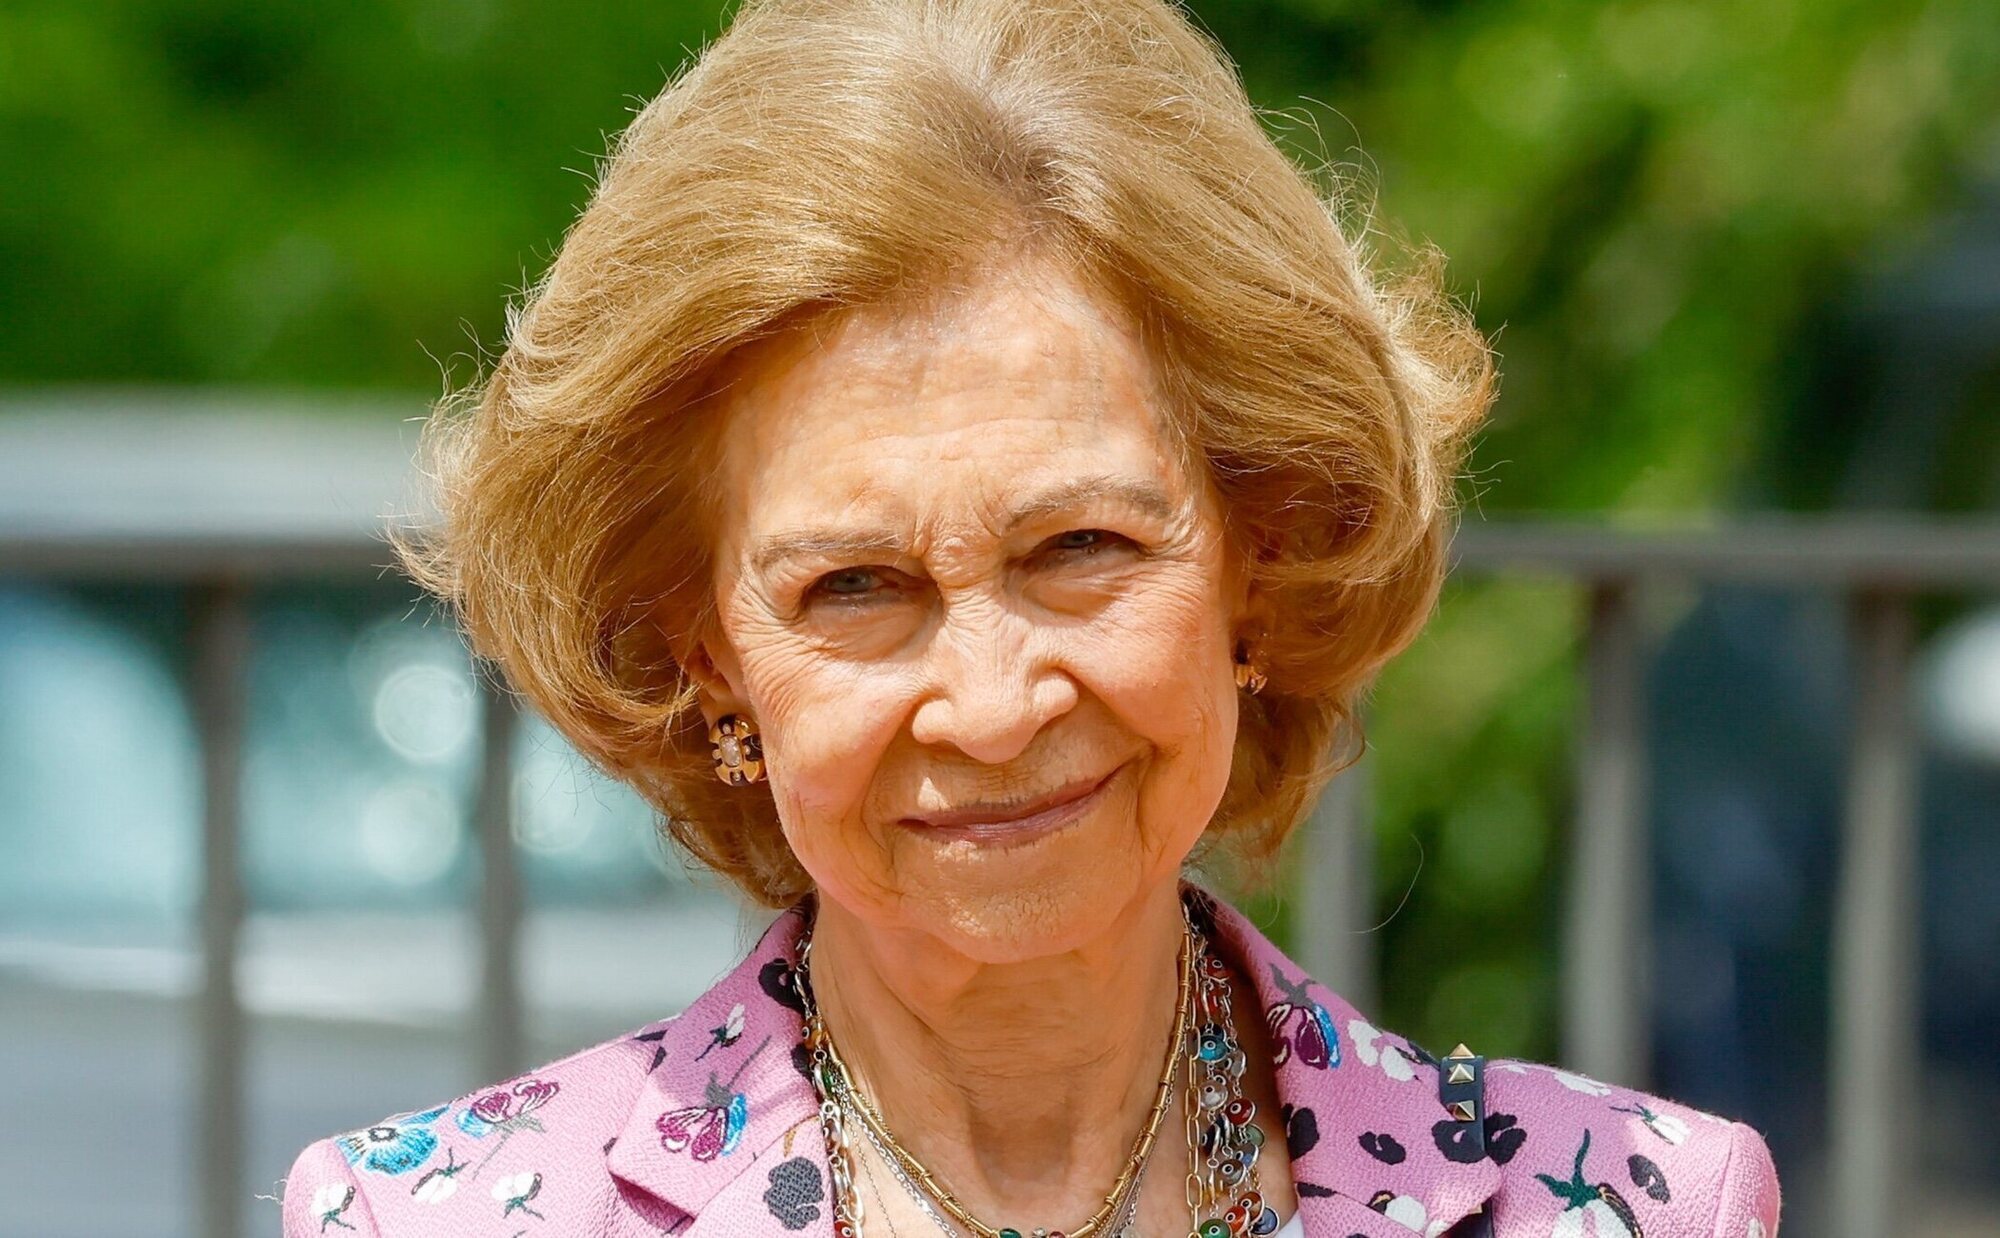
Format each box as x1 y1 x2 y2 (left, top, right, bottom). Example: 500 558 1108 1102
792 893 1279 1238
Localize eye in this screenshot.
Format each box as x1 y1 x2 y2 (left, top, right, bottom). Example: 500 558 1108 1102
1041 528 1127 558
813 567 887 597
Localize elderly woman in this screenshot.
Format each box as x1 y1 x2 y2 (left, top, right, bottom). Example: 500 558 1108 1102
282 1 1781 1235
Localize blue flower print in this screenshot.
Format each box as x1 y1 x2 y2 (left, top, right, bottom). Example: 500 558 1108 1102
335 1105 447 1176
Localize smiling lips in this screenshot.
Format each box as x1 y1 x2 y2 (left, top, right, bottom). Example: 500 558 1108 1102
903 764 1123 846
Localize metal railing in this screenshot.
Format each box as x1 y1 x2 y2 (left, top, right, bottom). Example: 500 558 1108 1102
1299 516 2000 1238
6 509 1998 1238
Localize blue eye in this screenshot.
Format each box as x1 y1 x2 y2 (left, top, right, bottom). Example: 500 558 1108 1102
819 568 882 595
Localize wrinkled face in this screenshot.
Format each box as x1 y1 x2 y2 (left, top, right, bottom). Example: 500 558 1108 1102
695 257 1254 961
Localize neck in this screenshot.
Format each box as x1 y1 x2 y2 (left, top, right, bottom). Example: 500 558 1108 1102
808 880 1189 1220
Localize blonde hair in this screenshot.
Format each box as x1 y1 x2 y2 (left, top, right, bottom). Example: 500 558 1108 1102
391 0 1494 907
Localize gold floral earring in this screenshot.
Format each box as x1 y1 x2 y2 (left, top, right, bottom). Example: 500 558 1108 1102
710 714 765 785
1233 639 1268 695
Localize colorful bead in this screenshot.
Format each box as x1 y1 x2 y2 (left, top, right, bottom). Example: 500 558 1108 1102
1224 1098 1255 1125
1224 1205 1248 1228
1198 1031 1229 1061
1236 1191 1263 1214
1238 1122 1266 1148
834 1222 857 1238
1250 1206 1281 1235
999 1230 1023 1238
1199 1222 1231 1238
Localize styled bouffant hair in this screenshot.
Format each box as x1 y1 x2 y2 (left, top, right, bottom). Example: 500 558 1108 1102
391 0 1494 908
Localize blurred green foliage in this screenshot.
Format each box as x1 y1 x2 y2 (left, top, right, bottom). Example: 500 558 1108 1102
3 0 1997 1059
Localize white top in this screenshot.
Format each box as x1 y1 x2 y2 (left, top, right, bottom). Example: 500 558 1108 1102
1273 1211 1306 1238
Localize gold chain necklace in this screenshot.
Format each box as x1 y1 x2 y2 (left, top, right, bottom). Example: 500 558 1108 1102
797 908 1196 1238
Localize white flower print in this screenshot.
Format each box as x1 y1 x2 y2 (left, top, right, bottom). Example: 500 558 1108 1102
1611 1100 1689 1146
1550 1068 1612 1096
1549 1197 1638 1237
492 1170 544 1219
410 1146 463 1205
1348 1019 1418 1082
310 1183 356 1232
1368 1200 1432 1232
1493 1061 1614 1096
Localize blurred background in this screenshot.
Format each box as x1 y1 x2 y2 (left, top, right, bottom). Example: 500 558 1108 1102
1 1 1996 1235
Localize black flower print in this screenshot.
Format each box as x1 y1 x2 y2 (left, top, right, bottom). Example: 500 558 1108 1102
1432 1110 1528 1166
1628 1153 1670 1203
764 1156 824 1230
1359 1131 1406 1164
1483 1112 1526 1165
1534 1129 1644 1238
1281 1103 1320 1159
759 958 807 1015
1433 1115 1486 1164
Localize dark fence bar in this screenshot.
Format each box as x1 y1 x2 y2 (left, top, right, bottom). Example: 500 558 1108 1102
1563 578 1652 1088
1829 589 1920 1238
474 678 525 1085
190 579 250 1238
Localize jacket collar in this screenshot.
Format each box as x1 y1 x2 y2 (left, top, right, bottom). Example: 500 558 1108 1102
605 886 1497 1236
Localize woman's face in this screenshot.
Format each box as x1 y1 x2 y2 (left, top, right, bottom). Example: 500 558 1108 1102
695 257 1255 962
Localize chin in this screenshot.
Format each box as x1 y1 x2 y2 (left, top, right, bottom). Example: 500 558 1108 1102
887 821 1167 965
914 867 1137 964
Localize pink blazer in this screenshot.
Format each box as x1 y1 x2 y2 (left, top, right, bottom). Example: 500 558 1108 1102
281 888 1781 1236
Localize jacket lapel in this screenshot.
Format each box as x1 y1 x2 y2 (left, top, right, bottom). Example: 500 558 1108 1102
606 889 1496 1238
1197 890 1500 1237
605 905 827 1233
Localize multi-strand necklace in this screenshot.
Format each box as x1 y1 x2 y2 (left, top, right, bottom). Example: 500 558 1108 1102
792 894 1281 1238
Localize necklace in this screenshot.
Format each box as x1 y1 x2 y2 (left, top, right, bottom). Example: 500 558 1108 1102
793 891 1278 1238
851 1071 1161 1238
799 911 1190 1238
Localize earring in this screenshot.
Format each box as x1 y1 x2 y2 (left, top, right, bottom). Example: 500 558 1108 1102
1233 639 1268 695
710 714 765 785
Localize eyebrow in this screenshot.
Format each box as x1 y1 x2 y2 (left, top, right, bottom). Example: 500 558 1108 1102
747 475 1180 575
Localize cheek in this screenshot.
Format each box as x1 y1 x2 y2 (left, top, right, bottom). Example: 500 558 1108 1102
1076 571 1239 830
733 637 905 854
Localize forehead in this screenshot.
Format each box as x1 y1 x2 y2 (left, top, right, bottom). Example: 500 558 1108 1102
707 260 1195 545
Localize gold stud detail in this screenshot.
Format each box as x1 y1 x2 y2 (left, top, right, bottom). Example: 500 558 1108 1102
1233 640 1268 695
1446 1099 1477 1123
1448 1062 1475 1085
1445 1042 1476 1060
709 714 766 786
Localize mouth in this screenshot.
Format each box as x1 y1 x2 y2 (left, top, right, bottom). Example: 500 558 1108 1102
901 762 1127 848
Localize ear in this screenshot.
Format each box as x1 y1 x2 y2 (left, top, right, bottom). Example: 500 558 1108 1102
671 616 750 727
1224 529 1278 642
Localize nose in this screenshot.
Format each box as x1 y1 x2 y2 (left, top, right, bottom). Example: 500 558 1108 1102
907 602 1077 764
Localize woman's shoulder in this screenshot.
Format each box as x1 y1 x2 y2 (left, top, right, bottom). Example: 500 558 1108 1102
278 1015 682 1238
1471 1051 1783 1237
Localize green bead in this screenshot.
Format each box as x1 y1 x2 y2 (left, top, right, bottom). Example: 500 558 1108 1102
1199 1222 1231 1238
999 1230 1024 1238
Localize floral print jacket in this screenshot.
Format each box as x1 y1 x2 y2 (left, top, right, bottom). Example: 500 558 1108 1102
280 887 1781 1237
